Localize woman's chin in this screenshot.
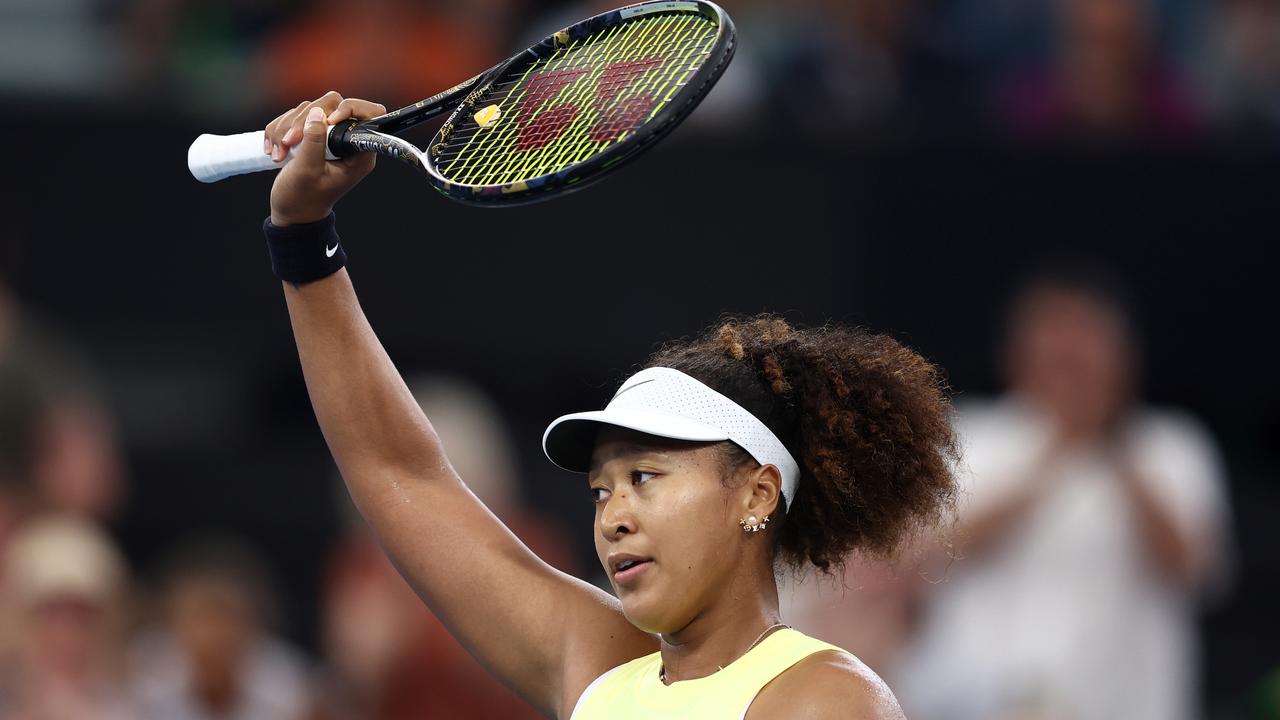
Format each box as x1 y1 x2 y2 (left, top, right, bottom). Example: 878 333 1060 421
620 602 662 634
620 594 686 636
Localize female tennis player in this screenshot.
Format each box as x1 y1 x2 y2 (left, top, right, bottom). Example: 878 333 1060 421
260 93 959 719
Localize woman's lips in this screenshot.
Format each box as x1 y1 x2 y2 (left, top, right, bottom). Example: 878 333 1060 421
614 560 653 586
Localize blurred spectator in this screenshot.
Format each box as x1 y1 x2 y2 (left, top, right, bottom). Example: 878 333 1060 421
895 261 1232 720
315 374 572 720
0 516 135 719
125 0 287 117
1200 0 1280 138
0 229 126 542
28 399 126 524
0 0 126 100
766 0 915 133
132 538 313 720
998 0 1201 139
257 0 513 110
914 0 1051 68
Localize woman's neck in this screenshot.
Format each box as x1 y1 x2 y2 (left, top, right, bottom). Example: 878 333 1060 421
656 558 784 684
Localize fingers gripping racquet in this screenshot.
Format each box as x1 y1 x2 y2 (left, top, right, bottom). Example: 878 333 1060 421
187 0 735 206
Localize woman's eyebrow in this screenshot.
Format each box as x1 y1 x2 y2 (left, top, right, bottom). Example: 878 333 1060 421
588 443 666 474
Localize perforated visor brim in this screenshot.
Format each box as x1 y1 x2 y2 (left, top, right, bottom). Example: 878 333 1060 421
542 409 732 474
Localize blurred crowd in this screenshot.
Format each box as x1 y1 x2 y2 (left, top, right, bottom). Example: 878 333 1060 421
1 247 580 718
4 0 1280 142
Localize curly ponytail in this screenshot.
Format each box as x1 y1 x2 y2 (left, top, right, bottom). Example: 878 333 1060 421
647 315 958 574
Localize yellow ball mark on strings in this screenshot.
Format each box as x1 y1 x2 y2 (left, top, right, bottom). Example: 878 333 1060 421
473 104 502 128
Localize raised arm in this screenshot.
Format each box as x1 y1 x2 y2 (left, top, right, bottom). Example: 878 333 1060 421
264 94 656 717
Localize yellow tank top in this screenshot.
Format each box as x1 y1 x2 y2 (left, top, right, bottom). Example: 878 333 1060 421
570 629 847 720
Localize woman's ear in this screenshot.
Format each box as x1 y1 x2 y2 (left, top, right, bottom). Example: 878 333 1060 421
741 463 782 521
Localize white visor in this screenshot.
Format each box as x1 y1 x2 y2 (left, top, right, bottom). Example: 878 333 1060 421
542 367 800 509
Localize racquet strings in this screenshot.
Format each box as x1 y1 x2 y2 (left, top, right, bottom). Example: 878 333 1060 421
435 10 719 187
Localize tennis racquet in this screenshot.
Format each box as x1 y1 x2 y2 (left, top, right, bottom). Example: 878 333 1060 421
188 0 735 206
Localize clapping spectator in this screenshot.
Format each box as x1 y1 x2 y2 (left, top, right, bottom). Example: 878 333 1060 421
896 261 1232 720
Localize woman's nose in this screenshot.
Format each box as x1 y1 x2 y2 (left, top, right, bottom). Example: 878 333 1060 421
600 494 636 540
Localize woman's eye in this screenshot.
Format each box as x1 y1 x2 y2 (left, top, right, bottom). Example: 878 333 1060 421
589 487 609 504
631 471 656 485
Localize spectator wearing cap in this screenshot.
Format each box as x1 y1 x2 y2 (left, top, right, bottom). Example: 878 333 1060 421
0 516 136 720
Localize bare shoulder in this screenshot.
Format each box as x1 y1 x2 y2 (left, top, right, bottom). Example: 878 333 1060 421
746 650 906 720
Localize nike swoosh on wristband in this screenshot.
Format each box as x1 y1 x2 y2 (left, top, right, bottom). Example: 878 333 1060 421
325 242 340 258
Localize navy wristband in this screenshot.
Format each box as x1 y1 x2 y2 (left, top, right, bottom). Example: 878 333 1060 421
264 212 347 284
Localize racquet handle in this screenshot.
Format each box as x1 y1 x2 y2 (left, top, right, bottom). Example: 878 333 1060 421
188 126 339 183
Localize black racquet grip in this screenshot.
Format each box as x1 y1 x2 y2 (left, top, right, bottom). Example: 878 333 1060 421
326 118 361 159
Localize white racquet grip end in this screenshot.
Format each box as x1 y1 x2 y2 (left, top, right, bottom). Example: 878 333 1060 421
188 131 281 183
187 126 339 183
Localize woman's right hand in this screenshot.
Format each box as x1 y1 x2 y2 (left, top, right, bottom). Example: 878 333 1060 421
265 92 387 226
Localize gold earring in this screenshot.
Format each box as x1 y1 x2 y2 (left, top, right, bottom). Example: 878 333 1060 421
739 514 771 533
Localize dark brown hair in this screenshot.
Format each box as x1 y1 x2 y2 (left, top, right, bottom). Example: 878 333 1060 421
647 315 958 574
